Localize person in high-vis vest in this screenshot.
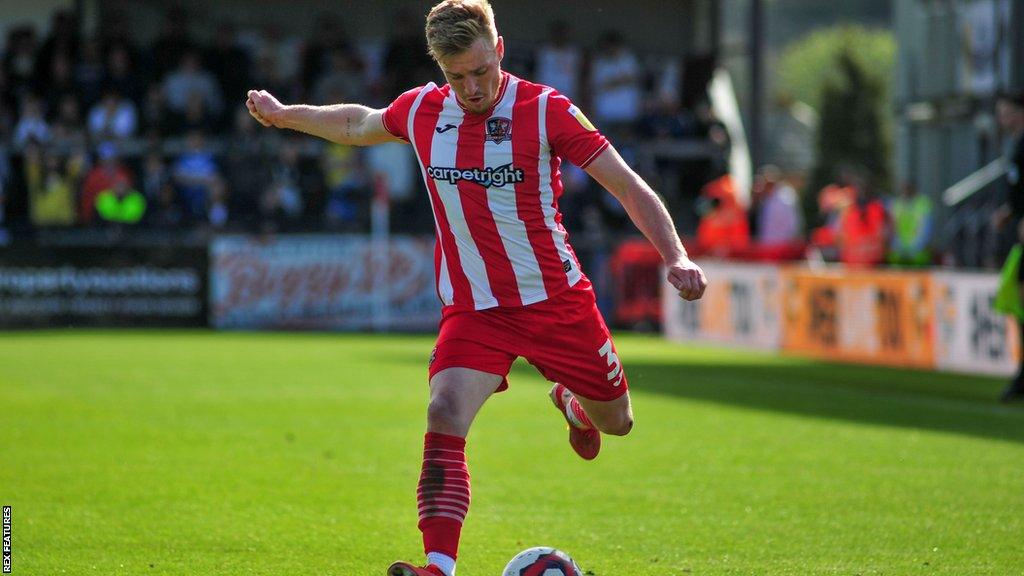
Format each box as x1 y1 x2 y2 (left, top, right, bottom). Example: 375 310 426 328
94 176 147 225
887 181 932 266
991 91 1024 402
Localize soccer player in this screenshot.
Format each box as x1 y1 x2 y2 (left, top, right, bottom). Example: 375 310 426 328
245 2 708 574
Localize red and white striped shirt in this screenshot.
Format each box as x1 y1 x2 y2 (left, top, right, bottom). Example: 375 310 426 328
382 72 610 311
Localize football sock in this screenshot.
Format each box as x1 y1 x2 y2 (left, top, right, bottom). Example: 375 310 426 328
559 385 595 430
418 432 469 565
426 552 456 576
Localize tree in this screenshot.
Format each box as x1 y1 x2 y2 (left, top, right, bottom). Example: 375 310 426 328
777 26 895 219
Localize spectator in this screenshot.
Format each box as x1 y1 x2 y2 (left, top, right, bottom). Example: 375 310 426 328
80 141 133 224
887 181 933 266
35 10 80 80
313 48 365 105
13 95 51 147
300 13 351 98
140 85 173 137
322 142 367 229
50 95 88 146
170 91 217 136
205 21 252 120
206 177 230 230
41 52 78 117
172 130 220 219
260 139 306 230
752 165 802 245
589 30 642 138
222 106 273 227
380 9 437 101
75 38 106 110
809 167 858 260
141 149 171 201
696 173 750 257
837 174 888 267
87 88 138 140
990 91 1024 401
535 20 582 99
147 180 185 229
151 8 195 80
25 143 83 227
95 176 146 225
162 51 224 121
103 45 143 106
3 26 38 102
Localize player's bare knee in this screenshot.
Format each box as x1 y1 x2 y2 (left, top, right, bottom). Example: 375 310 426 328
426 390 463 433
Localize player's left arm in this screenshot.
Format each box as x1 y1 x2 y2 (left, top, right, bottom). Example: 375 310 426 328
584 146 708 301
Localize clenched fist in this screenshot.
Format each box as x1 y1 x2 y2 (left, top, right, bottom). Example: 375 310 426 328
246 90 286 128
666 257 708 301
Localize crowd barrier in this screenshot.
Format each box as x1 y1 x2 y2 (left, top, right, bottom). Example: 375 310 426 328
663 261 1019 377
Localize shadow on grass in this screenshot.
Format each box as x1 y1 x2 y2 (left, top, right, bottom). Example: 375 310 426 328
625 356 1024 444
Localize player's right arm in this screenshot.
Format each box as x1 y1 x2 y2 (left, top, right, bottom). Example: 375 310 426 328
245 89 402 146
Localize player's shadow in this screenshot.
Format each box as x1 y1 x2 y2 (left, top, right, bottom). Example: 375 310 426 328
625 356 1024 444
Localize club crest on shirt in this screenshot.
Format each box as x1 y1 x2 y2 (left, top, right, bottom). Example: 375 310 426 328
485 116 512 144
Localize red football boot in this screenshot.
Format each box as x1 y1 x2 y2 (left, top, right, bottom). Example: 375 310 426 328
387 562 446 576
549 383 601 460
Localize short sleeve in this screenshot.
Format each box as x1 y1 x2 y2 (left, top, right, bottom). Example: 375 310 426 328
381 86 424 142
546 92 610 169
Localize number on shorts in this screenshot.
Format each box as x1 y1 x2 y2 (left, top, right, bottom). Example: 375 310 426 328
599 339 624 387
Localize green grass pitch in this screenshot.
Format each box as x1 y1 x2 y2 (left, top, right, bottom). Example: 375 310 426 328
2 330 1023 575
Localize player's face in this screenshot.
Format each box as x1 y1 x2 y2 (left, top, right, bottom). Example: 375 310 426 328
439 36 504 114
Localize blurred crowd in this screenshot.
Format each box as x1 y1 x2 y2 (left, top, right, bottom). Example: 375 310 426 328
0 8 725 242
692 164 934 267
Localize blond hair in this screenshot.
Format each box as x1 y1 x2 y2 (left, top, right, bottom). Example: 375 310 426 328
425 0 497 61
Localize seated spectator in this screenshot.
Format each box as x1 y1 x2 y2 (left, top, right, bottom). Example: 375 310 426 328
753 165 802 245
838 179 889 267
322 142 367 229
103 45 143 106
260 139 306 230
172 131 220 219
87 88 138 140
4 26 38 101
887 181 933 266
147 181 185 229
95 177 146 225
206 177 230 230
13 95 51 147
25 143 83 227
51 95 88 146
80 141 134 224
589 30 642 139
163 51 224 122
696 174 750 257
141 149 171 201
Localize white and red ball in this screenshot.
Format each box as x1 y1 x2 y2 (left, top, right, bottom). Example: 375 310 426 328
501 547 583 576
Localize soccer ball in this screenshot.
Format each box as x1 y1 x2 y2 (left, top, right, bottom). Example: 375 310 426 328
501 547 583 576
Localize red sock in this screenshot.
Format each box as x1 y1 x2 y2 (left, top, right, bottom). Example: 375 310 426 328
417 432 469 560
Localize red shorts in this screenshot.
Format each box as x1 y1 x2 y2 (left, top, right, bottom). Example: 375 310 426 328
428 278 628 402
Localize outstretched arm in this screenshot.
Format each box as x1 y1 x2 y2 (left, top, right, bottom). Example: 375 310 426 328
245 90 402 146
584 146 708 301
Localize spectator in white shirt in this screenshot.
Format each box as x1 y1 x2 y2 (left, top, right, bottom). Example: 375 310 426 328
535 20 581 99
87 88 138 140
163 51 224 119
13 95 50 147
753 165 803 245
589 30 642 134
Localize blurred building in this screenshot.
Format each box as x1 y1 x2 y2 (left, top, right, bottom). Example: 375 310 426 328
895 0 1024 267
